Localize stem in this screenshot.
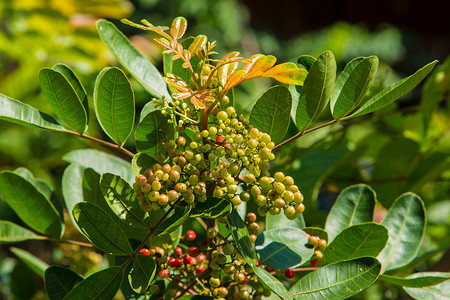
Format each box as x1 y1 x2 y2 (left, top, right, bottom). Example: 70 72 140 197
52 238 94 247
65 131 135 158
272 119 337 151
176 268 211 299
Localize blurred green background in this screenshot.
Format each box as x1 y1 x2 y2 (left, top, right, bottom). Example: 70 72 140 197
0 0 449 299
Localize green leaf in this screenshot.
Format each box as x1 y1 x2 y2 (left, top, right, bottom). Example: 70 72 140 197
253 266 293 300
39 68 87 133
100 173 149 228
45 266 84 300
128 254 156 293
351 60 438 117
73 202 133 255
266 212 305 230
132 152 159 177
404 272 450 300
249 85 292 144
156 206 191 236
62 164 85 233
10 247 49 278
263 62 308 85
190 197 232 219
0 171 62 238
170 17 188 40
380 272 450 288
135 110 175 157
94 67 135 146
293 50 336 132
255 227 314 269
289 257 381 299
331 56 379 119
64 266 124 300
63 149 133 183
0 221 44 244
52 64 88 122
378 193 426 272
0 94 67 131
325 184 376 242
96 19 171 100
297 55 316 71
323 222 388 264
227 209 256 264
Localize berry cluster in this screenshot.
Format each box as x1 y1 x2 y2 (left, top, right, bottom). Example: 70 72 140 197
138 229 272 299
307 234 327 267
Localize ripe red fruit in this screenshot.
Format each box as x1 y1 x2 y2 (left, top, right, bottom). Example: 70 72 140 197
196 264 205 274
169 258 183 268
188 246 200 257
186 256 197 265
310 259 319 267
174 247 183 256
158 269 170 278
138 248 150 256
215 135 225 143
240 275 249 285
285 268 294 278
186 230 196 241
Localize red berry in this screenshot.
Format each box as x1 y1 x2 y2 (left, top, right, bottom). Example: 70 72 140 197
159 269 170 278
240 275 249 285
174 247 183 256
172 258 183 268
138 248 150 256
310 259 319 267
188 246 200 257
196 264 205 274
186 256 197 265
186 230 196 241
285 268 294 278
216 135 225 143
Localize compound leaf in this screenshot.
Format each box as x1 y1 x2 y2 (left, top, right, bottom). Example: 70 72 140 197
45 266 83 300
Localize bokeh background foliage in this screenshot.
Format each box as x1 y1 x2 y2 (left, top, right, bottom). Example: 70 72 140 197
0 0 449 299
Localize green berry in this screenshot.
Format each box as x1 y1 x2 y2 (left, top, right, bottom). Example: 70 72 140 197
255 195 267 206
243 173 256 184
217 111 228 121
274 172 285 182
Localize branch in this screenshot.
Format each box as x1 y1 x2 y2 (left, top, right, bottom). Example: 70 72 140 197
67 131 135 158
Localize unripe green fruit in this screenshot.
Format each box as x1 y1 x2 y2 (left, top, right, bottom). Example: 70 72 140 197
240 191 251 202
148 190 159 201
259 176 272 190
201 129 209 138
234 272 245 282
227 184 238 194
169 170 180 182
274 182 286 194
295 203 305 214
167 190 179 202
228 162 240 176
239 290 250 299
223 244 235 255
157 194 169 206
220 95 229 105
259 147 272 160
224 265 236 274
259 161 270 172
255 195 267 207
269 206 281 215
154 169 164 179
274 198 286 208
176 136 186 147
218 287 229 297
209 126 218 136
211 269 221 278
141 183 152 193
260 133 271 143
185 149 194 160
216 253 227 265
248 138 258 149
151 180 162 191
283 190 294 202
231 195 242 206
141 201 151 212
249 127 261 139
190 141 198 149
274 172 285 182
136 175 147 185
207 227 218 239
189 174 199 186
209 277 221 287
149 284 160 294
251 185 261 197
284 205 296 218
217 111 228 121
283 176 294 186
243 173 256 184
318 239 327 250
313 250 323 260
257 206 269 216
184 193 195 204
248 222 259 234
175 182 187 193
294 191 304 203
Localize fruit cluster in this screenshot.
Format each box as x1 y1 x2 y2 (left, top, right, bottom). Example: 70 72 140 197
132 105 304 220
307 234 327 267
138 229 275 299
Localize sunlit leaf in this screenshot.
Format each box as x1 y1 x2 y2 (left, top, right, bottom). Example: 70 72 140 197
244 55 277 79
265 212 305 230
351 60 438 117
0 171 62 238
325 184 376 242
132 153 159 177
293 50 336 132
0 221 44 244
156 206 191 236
188 35 207 55
380 272 450 288
170 17 188 40
190 197 232 219
227 209 256 264
323 222 388 264
39 68 87 133
404 272 450 299
289 257 381 299
263 62 308 85
97 19 171 100
331 56 379 119
378 193 426 272
0 94 66 131
73 202 133 255
253 266 293 300
94 67 135 146
223 70 246 92
249 85 292 144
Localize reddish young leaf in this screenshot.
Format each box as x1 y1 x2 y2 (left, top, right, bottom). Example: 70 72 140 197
170 17 187 40
188 35 207 55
